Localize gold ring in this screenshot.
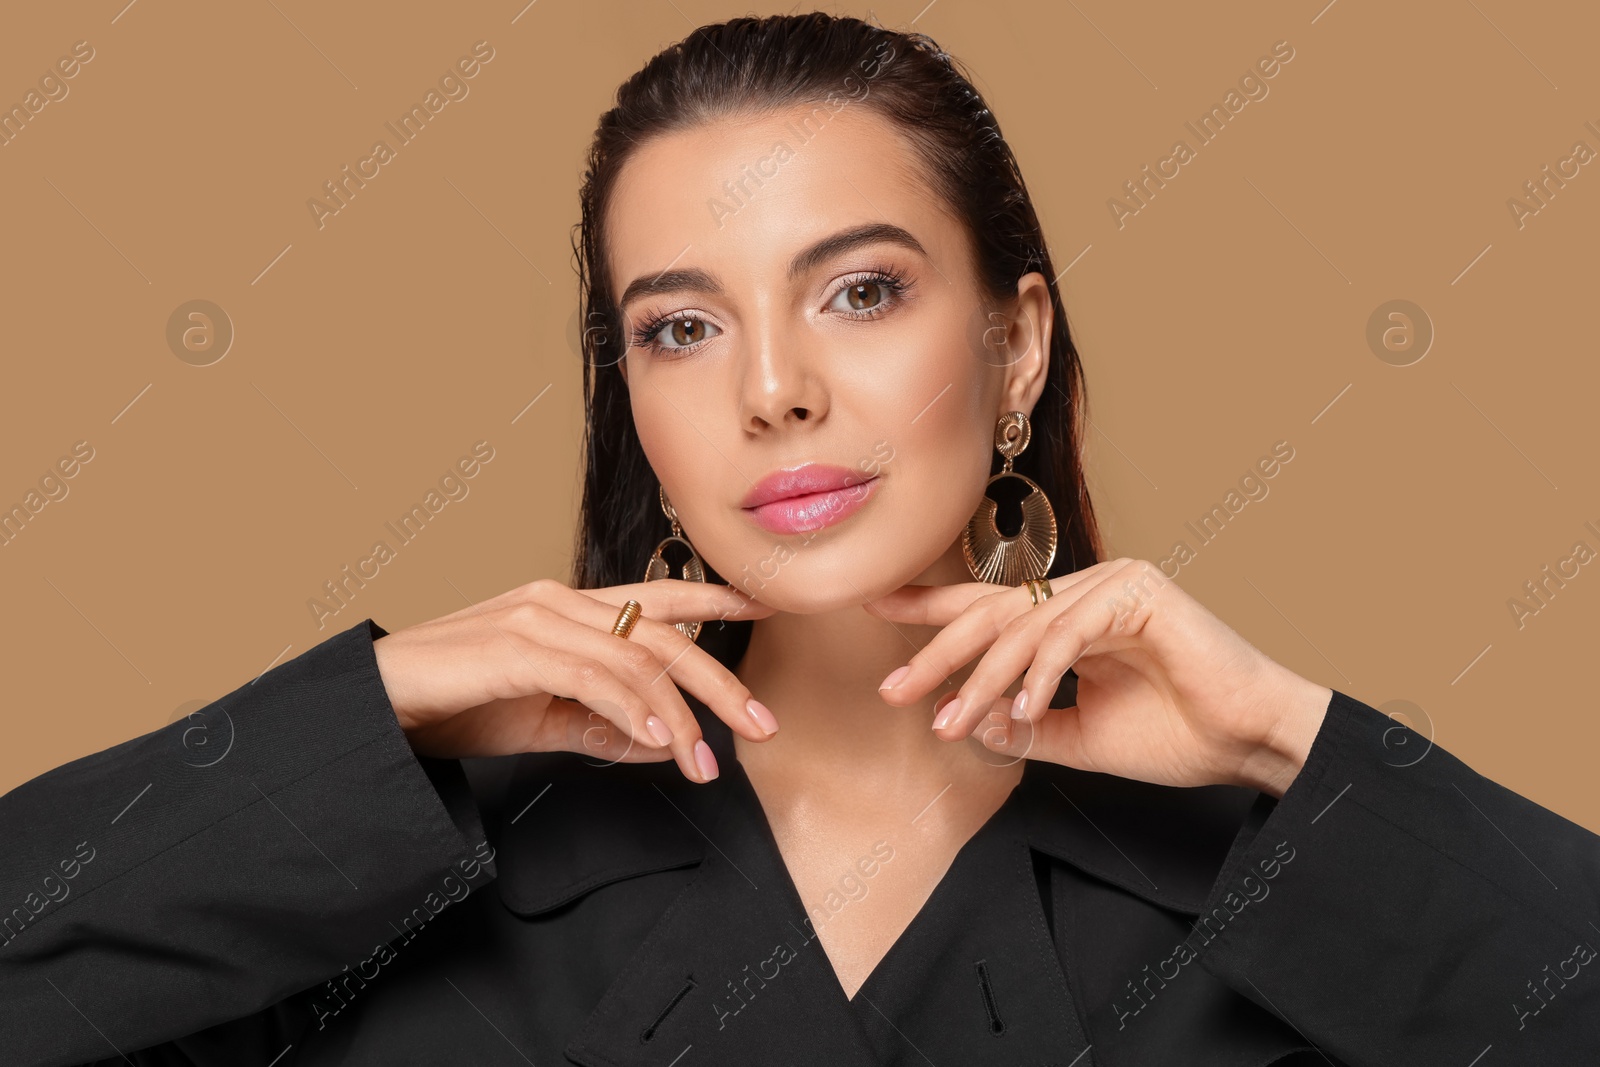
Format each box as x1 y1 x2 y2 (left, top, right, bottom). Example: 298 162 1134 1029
1024 577 1054 606
611 599 643 639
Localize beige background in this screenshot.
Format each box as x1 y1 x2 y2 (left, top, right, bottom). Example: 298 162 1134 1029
2 1 1596 830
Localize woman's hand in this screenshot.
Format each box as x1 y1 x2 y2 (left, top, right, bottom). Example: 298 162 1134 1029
371 578 778 783
867 559 1334 798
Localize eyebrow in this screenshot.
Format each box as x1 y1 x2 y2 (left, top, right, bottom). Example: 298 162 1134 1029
616 223 928 312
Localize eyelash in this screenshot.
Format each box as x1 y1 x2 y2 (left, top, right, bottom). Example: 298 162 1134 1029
628 266 913 356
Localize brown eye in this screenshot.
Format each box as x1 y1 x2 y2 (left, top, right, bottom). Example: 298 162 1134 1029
829 275 903 316
670 318 707 345
844 281 883 311
652 316 719 350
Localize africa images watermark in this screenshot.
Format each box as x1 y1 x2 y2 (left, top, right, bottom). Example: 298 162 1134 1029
1156 440 1296 579
307 440 497 630
1111 838 1297 1030
1505 118 1600 231
1505 519 1600 631
706 37 896 228
310 838 496 1028
1108 39 1297 229
710 838 896 1031
0 440 96 550
1 841 98 948
306 41 497 230
1510 936 1596 1032
0 39 96 150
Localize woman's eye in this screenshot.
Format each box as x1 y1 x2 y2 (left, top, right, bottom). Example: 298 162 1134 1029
655 317 719 349
832 280 887 313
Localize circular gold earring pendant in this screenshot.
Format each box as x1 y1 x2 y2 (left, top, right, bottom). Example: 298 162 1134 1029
642 485 706 642
961 411 1058 586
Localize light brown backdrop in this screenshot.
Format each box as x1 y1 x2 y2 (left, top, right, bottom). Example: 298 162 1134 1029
3 1 1596 830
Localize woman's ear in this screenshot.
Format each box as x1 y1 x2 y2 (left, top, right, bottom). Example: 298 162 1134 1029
999 271 1052 416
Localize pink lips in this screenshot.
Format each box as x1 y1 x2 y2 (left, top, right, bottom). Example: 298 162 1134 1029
741 463 880 535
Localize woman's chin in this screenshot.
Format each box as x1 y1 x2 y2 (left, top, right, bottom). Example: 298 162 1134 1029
714 549 952 615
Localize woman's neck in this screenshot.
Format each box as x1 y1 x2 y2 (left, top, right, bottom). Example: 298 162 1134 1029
730 541 1024 802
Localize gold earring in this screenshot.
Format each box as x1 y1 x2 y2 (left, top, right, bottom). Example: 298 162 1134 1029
642 485 706 642
962 411 1058 586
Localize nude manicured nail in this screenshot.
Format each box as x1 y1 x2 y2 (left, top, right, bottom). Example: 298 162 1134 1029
1010 690 1028 720
879 665 911 691
645 715 674 746
745 698 779 736
932 697 961 730
693 739 719 782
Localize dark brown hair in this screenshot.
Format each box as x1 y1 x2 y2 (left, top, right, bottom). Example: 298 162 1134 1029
570 12 1103 670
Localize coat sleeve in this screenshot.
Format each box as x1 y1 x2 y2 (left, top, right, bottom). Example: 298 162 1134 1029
1193 687 1600 1066
0 618 498 1067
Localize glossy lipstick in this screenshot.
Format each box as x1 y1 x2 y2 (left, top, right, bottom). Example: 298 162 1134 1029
741 463 879 535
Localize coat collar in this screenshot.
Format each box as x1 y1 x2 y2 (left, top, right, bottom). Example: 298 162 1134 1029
491 690 1266 1065
1017 749 1268 915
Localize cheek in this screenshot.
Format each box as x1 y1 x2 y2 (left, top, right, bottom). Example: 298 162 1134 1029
891 404 992 534
629 353 730 466
629 387 709 518
629 382 745 558
871 326 994 494
875 339 1000 547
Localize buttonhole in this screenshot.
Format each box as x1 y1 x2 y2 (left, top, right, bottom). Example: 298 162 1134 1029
640 973 697 1043
975 959 1006 1035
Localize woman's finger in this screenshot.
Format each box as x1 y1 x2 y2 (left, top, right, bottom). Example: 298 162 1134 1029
1006 701 1093 772
1012 563 1168 726
552 583 780 748
863 560 1121 628
485 642 663 756
923 566 1130 740
949 560 1158 735
543 697 679 765
431 577 773 630
495 599 718 782
861 580 1003 628
584 578 777 626
406 689 672 767
878 561 1124 709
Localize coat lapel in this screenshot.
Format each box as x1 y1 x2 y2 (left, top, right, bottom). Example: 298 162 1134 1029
491 753 712 918
1017 756 1266 915
1014 753 1317 1065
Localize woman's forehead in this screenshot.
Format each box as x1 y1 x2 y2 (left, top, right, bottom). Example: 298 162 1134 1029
603 104 954 298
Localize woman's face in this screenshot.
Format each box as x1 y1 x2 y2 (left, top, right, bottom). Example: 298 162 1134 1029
607 103 1052 612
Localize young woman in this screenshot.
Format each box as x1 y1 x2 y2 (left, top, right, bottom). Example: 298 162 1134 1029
3 14 1596 1067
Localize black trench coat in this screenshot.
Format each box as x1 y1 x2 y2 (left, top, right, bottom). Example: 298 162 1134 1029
1 617 1596 1066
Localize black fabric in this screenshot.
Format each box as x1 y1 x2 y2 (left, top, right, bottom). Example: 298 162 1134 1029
0 616 1595 1066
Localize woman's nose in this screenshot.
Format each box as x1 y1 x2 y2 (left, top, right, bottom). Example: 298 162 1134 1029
738 332 827 431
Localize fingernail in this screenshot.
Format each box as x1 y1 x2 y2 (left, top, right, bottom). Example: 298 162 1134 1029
879 665 911 691
745 697 779 736
1010 690 1028 720
645 714 674 746
694 739 720 782
932 697 961 730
